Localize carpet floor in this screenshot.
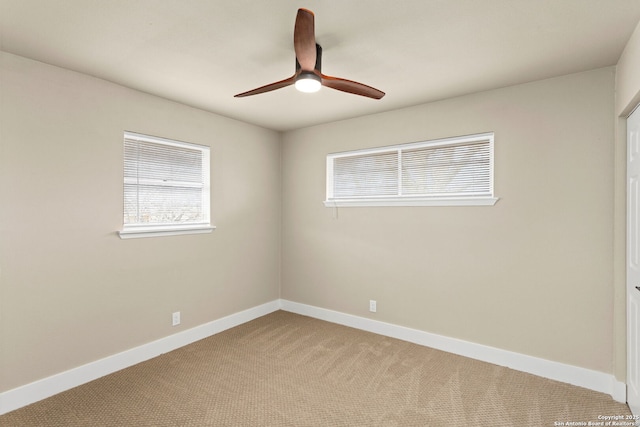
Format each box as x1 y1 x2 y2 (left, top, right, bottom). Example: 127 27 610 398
0 310 632 426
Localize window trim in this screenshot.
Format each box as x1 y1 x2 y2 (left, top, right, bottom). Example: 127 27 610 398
324 132 499 207
118 223 215 239
118 131 214 239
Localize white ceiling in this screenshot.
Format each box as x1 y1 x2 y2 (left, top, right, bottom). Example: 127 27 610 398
2 0 640 132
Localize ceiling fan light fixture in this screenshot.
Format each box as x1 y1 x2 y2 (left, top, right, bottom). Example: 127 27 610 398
234 8 384 99
295 72 321 93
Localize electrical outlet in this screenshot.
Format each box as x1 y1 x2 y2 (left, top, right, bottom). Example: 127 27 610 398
172 311 181 326
369 300 377 313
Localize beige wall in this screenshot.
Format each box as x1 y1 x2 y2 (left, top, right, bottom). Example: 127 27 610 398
0 52 282 392
616 20 640 117
282 67 616 373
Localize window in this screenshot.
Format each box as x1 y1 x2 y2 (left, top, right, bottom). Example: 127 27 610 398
325 133 498 207
119 131 214 239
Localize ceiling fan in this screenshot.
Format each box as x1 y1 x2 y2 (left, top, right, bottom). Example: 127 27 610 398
234 8 385 100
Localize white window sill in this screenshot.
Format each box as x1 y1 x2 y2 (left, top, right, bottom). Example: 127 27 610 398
118 224 216 239
323 197 499 207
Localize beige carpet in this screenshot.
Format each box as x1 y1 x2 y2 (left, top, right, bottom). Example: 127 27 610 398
0 310 632 426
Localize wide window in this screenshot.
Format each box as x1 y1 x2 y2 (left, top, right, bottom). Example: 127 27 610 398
119 131 214 239
325 133 498 207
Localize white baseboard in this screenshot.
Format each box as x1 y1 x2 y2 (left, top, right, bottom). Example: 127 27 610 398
280 299 627 403
0 300 281 415
1 298 626 416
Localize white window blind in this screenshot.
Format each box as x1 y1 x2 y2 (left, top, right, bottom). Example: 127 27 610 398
333 151 399 198
325 133 498 207
119 132 213 239
401 142 491 196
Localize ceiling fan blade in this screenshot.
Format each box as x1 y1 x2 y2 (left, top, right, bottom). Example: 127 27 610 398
294 8 316 71
321 74 385 99
234 75 297 97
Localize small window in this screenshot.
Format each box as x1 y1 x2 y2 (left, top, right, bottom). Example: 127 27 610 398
119 132 214 239
325 133 498 207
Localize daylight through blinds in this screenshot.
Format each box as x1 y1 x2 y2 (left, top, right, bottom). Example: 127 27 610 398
123 133 210 226
327 133 493 203
401 142 491 196
333 151 399 198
